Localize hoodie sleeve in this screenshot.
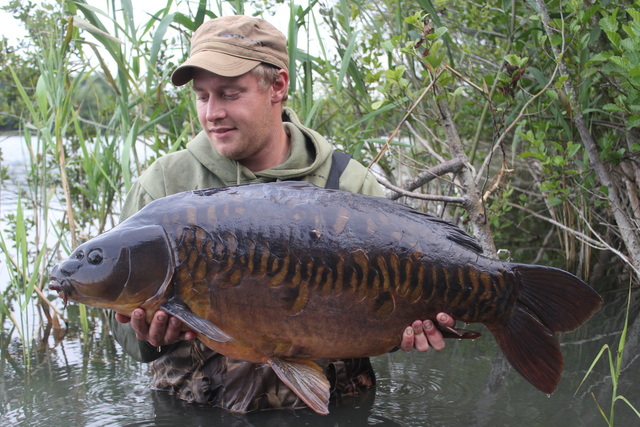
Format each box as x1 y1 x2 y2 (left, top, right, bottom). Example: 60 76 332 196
339 159 386 197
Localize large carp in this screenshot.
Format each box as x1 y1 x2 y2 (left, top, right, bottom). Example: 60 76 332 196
49 182 602 415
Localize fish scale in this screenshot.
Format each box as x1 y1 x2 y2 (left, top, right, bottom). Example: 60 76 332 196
49 181 603 415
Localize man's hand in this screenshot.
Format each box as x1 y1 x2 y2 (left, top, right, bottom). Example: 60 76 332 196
400 312 455 352
114 308 196 347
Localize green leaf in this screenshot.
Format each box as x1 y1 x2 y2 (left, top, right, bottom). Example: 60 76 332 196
603 103 625 112
149 13 176 74
568 143 581 157
605 30 622 48
72 15 123 45
519 151 545 160
588 52 612 63
627 115 640 129
35 75 49 116
627 8 640 23
599 14 619 33
337 30 360 90
548 195 564 207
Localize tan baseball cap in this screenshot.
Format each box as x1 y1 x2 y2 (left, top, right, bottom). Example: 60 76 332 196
171 15 289 86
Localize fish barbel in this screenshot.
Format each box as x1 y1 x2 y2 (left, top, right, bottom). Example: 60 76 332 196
48 181 602 414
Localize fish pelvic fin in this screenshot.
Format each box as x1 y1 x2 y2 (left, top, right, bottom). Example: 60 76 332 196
488 264 603 394
268 358 330 415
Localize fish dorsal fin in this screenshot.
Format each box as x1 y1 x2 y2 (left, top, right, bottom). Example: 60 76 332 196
419 212 483 253
268 358 330 415
160 300 234 343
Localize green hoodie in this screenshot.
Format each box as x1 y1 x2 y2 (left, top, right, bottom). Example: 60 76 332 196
110 107 384 362
120 108 383 220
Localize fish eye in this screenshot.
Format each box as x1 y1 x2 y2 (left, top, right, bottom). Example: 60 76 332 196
87 249 103 265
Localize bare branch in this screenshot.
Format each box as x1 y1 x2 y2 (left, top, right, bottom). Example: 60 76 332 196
386 158 465 200
380 178 467 204
506 201 639 277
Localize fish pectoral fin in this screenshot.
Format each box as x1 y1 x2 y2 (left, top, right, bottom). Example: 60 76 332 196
160 301 234 343
436 323 481 340
268 357 330 415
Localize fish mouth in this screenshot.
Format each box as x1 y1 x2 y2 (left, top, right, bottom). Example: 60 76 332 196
48 279 71 306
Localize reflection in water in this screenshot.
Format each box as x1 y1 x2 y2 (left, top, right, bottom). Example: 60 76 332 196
145 386 397 427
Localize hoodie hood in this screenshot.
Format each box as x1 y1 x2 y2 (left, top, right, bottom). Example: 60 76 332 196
186 108 333 185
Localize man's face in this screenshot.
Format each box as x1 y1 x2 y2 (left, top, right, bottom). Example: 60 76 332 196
192 68 283 170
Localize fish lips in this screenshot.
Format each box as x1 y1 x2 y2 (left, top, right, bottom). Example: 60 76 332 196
48 267 71 305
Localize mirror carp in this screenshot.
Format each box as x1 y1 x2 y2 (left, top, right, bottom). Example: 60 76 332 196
49 181 603 415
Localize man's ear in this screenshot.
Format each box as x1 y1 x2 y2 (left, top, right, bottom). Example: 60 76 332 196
271 69 289 103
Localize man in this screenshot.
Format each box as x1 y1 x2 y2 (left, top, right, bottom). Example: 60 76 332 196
109 15 455 412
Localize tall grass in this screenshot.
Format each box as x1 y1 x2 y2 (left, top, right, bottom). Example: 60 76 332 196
0 0 196 364
2 9 86 367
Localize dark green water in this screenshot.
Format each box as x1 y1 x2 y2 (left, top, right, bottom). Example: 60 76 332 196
1 292 638 426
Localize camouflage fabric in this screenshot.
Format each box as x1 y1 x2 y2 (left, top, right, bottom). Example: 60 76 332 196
149 340 375 412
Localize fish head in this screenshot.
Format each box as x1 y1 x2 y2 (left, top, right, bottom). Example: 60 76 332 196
49 225 175 313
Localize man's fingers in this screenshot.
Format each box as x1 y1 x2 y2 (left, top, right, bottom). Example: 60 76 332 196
181 330 197 341
400 326 414 351
424 319 445 351
412 320 430 352
146 311 169 346
437 312 455 328
399 315 454 353
165 317 183 343
131 308 149 337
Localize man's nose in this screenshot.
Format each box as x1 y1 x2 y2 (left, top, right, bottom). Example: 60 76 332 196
205 98 225 121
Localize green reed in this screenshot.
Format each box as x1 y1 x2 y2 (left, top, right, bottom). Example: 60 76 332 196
2 8 82 365
578 281 640 425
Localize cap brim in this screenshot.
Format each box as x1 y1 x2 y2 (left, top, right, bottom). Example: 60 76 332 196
171 51 261 86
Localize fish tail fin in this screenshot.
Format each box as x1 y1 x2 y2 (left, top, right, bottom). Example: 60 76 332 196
487 264 602 394
510 264 603 332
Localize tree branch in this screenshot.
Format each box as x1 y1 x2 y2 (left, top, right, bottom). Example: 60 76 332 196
433 82 498 257
386 158 464 200
380 177 467 204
